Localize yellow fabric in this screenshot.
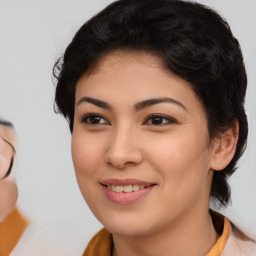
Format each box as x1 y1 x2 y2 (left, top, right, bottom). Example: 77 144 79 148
83 213 230 256
206 216 230 256
0 207 28 256
83 228 112 256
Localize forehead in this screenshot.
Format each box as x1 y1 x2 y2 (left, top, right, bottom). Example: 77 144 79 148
90 50 176 87
95 50 165 72
77 51 183 92
76 51 204 113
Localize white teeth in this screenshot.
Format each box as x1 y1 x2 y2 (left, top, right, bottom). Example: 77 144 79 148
116 186 124 192
132 185 140 191
107 184 147 192
124 185 133 192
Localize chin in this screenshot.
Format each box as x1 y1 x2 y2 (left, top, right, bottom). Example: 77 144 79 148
96 209 157 237
106 223 151 238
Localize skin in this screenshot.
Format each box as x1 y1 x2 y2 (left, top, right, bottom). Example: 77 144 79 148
72 51 238 256
0 124 18 222
0 177 18 222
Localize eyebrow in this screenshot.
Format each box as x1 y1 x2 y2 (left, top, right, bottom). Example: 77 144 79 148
77 97 112 110
77 96 186 111
134 97 187 111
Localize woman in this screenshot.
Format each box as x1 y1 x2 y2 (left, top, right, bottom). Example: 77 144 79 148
0 119 28 256
53 0 256 255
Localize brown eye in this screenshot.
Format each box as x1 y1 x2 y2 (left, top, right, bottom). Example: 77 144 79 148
89 116 101 124
143 114 176 126
151 116 164 125
81 114 109 125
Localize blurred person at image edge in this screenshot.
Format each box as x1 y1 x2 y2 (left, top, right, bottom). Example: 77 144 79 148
0 119 28 256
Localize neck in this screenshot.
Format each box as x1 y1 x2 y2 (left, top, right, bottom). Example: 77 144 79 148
112 207 218 256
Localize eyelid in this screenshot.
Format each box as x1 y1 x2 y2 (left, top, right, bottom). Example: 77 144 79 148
80 113 110 125
142 114 178 125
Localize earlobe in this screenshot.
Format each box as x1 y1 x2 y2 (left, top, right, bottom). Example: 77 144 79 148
210 121 239 171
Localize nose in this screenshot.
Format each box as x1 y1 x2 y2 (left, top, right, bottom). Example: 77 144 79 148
104 127 143 169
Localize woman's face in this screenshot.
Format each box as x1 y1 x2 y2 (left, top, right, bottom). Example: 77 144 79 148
72 51 216 237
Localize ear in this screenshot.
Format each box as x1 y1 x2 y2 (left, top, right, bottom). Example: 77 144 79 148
210 121 239 171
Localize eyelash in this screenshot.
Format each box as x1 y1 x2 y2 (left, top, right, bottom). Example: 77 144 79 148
143 114 177 126
81 113 110 125
81 113 177 126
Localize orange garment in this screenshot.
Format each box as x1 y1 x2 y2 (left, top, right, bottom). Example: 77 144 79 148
83 213 230 256
0 207 28 256
83 228 112 256
206 215 230 256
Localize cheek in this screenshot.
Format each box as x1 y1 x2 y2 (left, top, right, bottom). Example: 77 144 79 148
71 133 106 214
146 132 211 192
71 135 102 178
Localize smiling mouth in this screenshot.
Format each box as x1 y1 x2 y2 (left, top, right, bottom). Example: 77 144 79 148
101 181 156 204
100 178 156 193
105 184 152 193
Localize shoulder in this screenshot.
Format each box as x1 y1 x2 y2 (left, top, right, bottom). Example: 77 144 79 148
222 222 256 256
0 207 28 256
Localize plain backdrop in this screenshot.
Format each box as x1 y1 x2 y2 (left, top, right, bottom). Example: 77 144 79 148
0 0 256 245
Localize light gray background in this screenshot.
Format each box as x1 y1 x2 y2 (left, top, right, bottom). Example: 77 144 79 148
0 0 255 241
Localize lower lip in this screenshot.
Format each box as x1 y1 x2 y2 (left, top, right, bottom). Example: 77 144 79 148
101 185 155 205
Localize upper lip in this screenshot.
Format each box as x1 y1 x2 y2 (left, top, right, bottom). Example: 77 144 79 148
100 178 155 187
